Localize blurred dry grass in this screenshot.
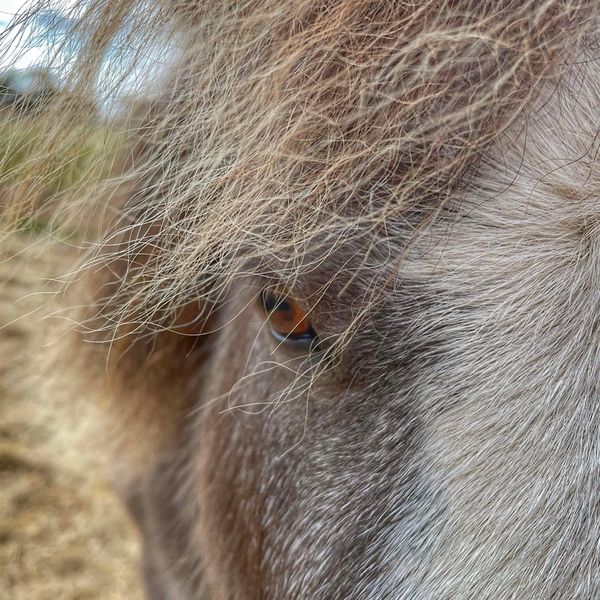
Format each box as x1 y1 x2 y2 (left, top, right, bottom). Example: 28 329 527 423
0 109 144 599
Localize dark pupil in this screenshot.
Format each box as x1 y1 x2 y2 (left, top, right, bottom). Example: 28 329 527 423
263 292 290 314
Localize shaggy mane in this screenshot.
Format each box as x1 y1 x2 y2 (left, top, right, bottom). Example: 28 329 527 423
2 0 598 343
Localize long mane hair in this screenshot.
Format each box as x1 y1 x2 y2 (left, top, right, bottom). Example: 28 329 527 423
3 1 597 313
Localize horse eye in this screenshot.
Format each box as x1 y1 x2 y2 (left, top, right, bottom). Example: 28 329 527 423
259 290 318 350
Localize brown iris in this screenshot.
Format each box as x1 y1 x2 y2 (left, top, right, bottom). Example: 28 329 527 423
260 289 318 349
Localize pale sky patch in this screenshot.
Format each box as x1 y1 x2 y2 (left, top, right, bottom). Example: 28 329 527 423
0 0 77 70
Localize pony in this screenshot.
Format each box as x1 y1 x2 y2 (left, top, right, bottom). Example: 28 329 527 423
3 1 600 598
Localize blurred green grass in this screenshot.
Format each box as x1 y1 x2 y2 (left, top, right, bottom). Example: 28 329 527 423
0 107 126 231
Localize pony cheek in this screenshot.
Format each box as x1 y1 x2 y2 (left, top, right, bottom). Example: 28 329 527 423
192 288 308 597
193 338 272 595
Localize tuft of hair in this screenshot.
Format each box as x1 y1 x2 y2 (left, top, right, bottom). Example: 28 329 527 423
1 0 598 458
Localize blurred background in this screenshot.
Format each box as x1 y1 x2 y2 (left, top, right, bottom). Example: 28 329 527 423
0 1 146 597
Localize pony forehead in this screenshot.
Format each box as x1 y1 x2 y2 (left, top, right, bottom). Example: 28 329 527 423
164 1 595 199
145 3 594 237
